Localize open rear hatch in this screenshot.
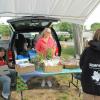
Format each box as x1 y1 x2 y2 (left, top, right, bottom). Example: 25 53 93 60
7 16 59 33
7 16 61 58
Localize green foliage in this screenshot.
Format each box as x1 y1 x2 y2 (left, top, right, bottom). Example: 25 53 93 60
91 23 100 31
46 48 52 60
53 22 73 33
0 24 10 36
58 35 71 41
33 49 53 62
59 22 72 32
61 46 75 59
32 53 45 63
31 49 53 64
58 35 65 41
16 76 28 91
37 53 45 62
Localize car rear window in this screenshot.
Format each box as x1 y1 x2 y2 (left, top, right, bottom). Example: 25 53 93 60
11 20 50 31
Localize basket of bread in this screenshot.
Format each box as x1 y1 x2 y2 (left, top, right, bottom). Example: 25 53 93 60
63 58 79 69
15 59 35 74
42 57 63 72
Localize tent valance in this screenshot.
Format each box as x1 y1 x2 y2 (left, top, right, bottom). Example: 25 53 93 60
0 0 100 24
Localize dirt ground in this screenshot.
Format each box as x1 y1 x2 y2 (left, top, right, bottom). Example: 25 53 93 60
9 75 82 100
0 42 82 100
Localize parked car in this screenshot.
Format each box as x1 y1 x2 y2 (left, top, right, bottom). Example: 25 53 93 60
7 16 61 65
0 34 2 39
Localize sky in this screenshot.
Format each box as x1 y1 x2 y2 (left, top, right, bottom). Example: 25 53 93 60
84 4 100 29
0 17 11 25
0 4 100 30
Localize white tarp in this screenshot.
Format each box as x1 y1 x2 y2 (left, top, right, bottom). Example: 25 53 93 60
0 0 100 24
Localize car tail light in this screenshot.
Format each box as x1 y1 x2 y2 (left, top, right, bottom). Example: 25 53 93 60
0 59 6 66
7 50 13 61
55 47 58 56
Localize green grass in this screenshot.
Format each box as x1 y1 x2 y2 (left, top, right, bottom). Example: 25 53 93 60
11 45 82 100
61 46 75 59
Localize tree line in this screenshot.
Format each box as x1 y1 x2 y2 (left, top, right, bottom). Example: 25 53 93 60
0 24 10 36
0 22 100 36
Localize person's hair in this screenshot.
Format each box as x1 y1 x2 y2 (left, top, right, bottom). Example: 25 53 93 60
42 28 51 37
93 29 100 41
0 47 5 52
0 47 6 59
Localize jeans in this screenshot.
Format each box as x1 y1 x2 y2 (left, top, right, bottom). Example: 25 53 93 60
0 75 11 97
8 69 17 84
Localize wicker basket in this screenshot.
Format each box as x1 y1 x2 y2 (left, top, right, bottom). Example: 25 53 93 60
15 64 35 74
63 64 79 69
43 65 63 72
62 59 79 69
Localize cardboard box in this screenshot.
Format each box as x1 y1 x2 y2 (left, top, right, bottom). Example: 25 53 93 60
15 64 35 74
63 64 79 69
15 59 35 74
42 59 62 72
43 65 63 73
63 59 79 69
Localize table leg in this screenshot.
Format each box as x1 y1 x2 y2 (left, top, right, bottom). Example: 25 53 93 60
69 73 81 96
20 91 23 100
69 74 79 88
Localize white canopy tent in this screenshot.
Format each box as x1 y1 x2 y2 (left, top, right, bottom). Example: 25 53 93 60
0 0 100 25
0 0 100 55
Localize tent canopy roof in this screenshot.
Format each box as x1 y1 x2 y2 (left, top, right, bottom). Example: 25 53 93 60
0 0 100 24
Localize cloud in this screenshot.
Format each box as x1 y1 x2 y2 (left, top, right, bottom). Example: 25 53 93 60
0 17 12 24
84 4 100 29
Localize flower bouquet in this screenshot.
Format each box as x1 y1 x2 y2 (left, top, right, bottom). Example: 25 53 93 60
30 53 45 70
42 48 63 72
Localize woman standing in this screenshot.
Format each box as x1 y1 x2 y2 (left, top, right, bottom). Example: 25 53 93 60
80 29 100 100
35 28 56 87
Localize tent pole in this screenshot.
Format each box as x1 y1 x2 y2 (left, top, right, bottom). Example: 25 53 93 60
72 24 84 58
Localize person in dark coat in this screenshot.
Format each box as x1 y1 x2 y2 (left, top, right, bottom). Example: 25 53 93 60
80 29 100 100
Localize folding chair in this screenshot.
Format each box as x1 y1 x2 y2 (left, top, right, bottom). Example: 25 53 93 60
73 73 82 96
69 73 82 96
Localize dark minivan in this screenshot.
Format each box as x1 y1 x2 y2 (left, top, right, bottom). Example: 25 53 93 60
7 16 61 65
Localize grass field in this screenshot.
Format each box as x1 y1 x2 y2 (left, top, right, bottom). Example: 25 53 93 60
61 46 75 59
1 45 83 100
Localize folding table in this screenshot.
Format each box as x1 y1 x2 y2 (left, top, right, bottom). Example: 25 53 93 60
17 68 82 100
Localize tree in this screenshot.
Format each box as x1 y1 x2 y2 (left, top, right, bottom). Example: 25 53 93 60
72 24 84 56
91 23 100 32
53 22 73 33
59 22 72 32
0 24 10 36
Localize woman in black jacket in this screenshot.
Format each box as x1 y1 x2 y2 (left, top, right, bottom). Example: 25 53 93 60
80 29 100 100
